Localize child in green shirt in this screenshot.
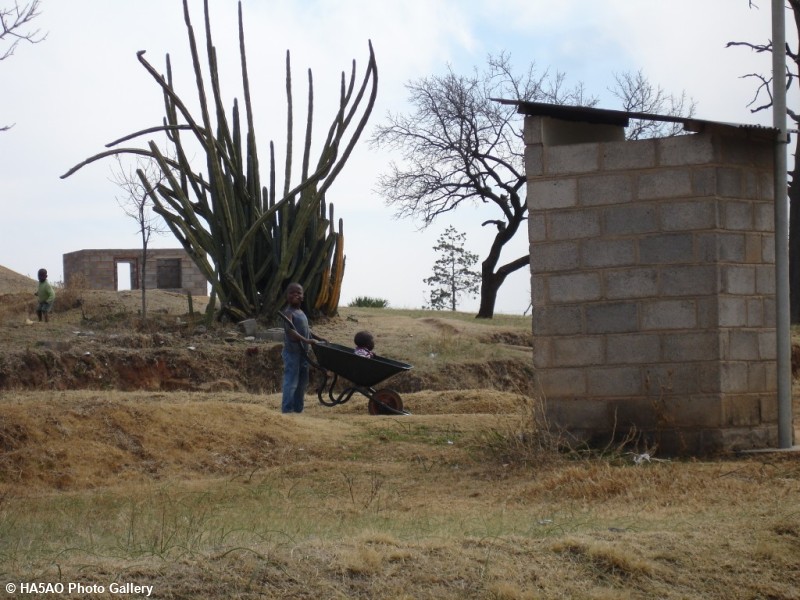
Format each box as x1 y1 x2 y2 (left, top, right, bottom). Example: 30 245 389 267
35 268 55 323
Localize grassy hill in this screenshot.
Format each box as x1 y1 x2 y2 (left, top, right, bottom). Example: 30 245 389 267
0 264 36 294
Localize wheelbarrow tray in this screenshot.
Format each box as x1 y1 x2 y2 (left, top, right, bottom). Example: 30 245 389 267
312 342 411 387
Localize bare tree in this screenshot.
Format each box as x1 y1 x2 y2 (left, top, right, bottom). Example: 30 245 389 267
727 0 800 321
372 52 594 318
1 0 45 131
610 69 697 140
111 156 169 320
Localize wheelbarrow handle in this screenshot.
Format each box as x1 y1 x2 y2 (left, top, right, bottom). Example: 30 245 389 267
276 311 323 367
276 310 296 331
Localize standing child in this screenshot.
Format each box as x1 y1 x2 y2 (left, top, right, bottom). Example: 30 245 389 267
35 268 56 323
280 282 325 413
354 331 375 358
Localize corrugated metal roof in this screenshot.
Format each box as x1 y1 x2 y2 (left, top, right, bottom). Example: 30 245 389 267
493 99 779 138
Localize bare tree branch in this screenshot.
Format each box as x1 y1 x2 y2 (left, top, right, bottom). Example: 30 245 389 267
1 1 46 131
0 0 45 61
608 69 697 139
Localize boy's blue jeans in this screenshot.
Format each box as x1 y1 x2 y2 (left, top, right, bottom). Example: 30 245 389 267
281 348 309 413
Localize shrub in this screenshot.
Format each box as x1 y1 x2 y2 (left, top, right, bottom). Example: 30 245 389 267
348 296 389 308
53 273 88 313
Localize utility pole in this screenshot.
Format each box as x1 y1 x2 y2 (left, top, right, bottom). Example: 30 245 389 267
772 0 793 448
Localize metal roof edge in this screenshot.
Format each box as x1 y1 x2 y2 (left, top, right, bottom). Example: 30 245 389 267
493 99 779 138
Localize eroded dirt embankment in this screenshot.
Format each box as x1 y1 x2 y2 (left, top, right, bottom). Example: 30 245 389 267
0 333 537 395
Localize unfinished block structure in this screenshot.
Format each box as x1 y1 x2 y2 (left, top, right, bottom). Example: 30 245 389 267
518 102 778 455
63 249 208 297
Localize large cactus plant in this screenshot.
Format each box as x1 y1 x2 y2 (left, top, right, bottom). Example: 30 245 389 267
62 0 376 321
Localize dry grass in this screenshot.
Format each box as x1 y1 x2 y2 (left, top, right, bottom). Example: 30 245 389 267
0 296 799 598
0 389 799 599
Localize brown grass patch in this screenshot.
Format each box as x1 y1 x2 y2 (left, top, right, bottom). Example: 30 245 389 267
0 302 799 598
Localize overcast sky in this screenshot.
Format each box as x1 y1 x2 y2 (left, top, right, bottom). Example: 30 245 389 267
0 0 789 314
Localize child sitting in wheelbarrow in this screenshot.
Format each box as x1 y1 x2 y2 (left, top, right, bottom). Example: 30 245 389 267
354 331 375 358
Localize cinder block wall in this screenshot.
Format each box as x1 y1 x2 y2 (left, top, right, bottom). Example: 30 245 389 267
63 249 208 297
526 116 777 455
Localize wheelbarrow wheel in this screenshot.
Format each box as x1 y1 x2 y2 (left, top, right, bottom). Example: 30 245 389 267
368 389 404 415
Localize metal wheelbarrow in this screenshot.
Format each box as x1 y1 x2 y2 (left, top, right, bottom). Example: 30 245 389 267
311 342 413 415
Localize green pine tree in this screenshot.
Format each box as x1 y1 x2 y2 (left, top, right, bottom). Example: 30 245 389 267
424 226 481 311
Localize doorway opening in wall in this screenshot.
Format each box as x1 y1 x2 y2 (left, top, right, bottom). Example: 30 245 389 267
115 260 135 291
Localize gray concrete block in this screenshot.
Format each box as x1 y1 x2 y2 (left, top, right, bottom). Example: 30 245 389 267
746 298 765 327
536 368 587 396
548 209 602 240
581 238 637 268
743 233 763 263
530 241 580 273
637 169 692 200
763 297 776 328
605 268 658 299
639 233 695 264
548 272 602 303
754 202 774 231
609 397 661 429
533 305 583 336
585 302 638 334
545 143 599 175
607 333 661 364
726 329 761 361
578 173 634 206
721 265 756 295
661 331 719 361
525 145 544 177
691 167 717 197
723 200 754 230
695 297 720 329
755 264 775 294
658 394 723 428
758 330 777 360
658 133 715 166
644 363 700 395
528 213 547 242
552 336 605 366
757 170 775 202
761 234 775 264
601 138 656 170
718 296 748 327
544 396 608 429
715 167 743 198
658 265 718 297
746 362 769 392
524 115 544 145
532 338 551 368
718 362 751 393
528 178 578 209
641 299 698 330
587 366 643 396
603 203 658 236
659 199 719 231
720 135 773 167
711 232 746 263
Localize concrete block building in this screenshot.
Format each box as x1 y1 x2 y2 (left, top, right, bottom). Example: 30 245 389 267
63 249 208 297
514 101 780 455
